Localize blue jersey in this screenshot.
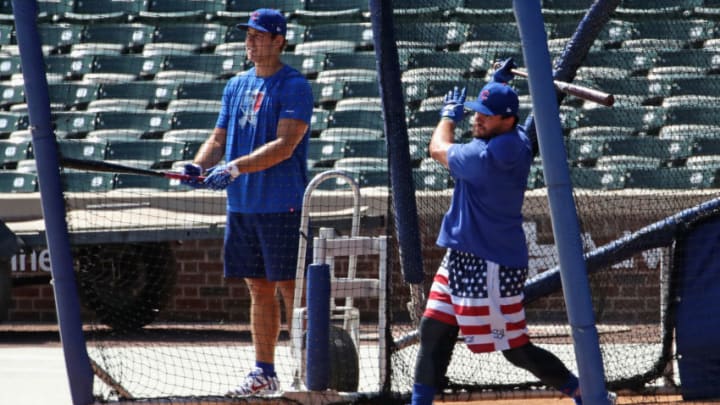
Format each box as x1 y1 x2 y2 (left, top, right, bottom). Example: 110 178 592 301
437 127 533 268
216 64 313 213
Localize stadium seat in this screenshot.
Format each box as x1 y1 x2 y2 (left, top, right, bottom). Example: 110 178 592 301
686 155 720 170
0 54 20 79
623 19 716 50
449 0 514 24
327 110 384 131
395 22 470 50
324 52 378 72
0 140 30 167
293 0 367 25
224 0 304 14
52 112 97 137
583 49 657 77
569 167 627 190
662 95 720 110
0 171 37 193
214 42 247 57
0 83 25 109
334 97 382 112
57 139 107 160
90 55 164 80
615 0 703 20
542 0 594 22
61 172 115 192
98 81 178 108
82 23 155 53
171 111 218 130
87 98 149 113
565 137 607 165
282 53 326 77
568 126 636 139
152 23 227 51
114 173 187 190
625 167 716 189
225 23 305 47
174 81 225 102
665 76 720 97
341 138 387 159
37 23 84 53
166 99 221 114
163 129 209 143
294 39 357 55
86 129 145 142
95 110 172 136
137 0 224 22
342 82 380 99
0 112 29 136
320 127 383 141
47 82 100 110
141 43 197 57
406 51 493 78
595 155 662 171
43 55 91 81
153 70 217 84
318 66 377 84
604 136 694 164
408 137 429 162
589 77 662 106
106 140 186 164
413 168 450 190
310 80 347 106
659 124 720 141
311 108 330 134
392 0 460 23
655 49 720 74
0 23 11 45
693 137 720 156
61 0 146 23
577 106 666 135
308 138 346 167
304 22 374 49
665 105 716 126
647 66 706 81
162 54 246 78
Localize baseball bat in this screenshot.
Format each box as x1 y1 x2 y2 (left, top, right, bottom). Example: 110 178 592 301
60 157 205 181
494 64 615 107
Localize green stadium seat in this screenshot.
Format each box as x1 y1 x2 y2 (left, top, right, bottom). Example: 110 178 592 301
647 66 706 81
310 80 346 105
58 139 107 160
52 112 97 137
152 23 227 51
449 0 514 24
341 138 387 159
583 49 657 77
225 0 303 13
568 126 637 139
396 22 470 50
413 168 451 190
281 53 326 77
95 110 172 136
334 97 382 112
304 22 374 49
153 70 217 83
686 155 720 170
163 129 208 143
542 0 593 22
595 20 636 48
590 77 662 106
86 129 145 142
659 124 719 141
308 138 346 167
294 39 357 55
0 83 25 108
37 23 83 52
106 140 186 164
665 76 720 97
693 138 720 156
141 43 197 57
48 82 100 110
392 0 461 23
0 54 20 79
87 99 149 113
61 0 146 23
171 111 218 130
0 171 37 193
82 23 155 53
324 52 378 72
595 155 662 171
36 0 75 21
577 106 666 135
655 49 720 74
44 55 93 81
162 54 246 78
166 99 221 114
570 167 627 190
327 110 384 131
293 0 367 25
665 105 716 126
615 0 703 20
625 167 717 189
343 82 380 99
61 172 115 192
0 112 29 136
137 0 224 22
408 137 429 162
604 136 694 164
114 173 188 190
98 81 177 108
565 137 608 165
311 108 330 134
0 23 11 45
90 55 164 79
406 51 493 78
214 42 247 58
662 95 720 110
225 23 305 47
623 19 716 50
0 140 30 167
319 127 383 141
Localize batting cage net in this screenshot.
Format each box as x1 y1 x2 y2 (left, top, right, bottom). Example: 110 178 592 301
4 0 720 404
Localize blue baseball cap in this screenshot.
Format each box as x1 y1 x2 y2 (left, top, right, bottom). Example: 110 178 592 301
464 82 519 117
236 8 287 37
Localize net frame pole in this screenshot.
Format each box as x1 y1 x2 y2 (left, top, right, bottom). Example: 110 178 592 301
369 0 424 285
12 1 94 404
513 1 611 404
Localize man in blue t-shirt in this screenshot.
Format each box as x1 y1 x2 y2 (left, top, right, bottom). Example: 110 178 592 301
410 60 598 405
182 8 313 396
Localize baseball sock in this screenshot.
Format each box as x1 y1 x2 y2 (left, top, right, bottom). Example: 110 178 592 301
256 361 276 377
411 382 435 405
559 374 581 404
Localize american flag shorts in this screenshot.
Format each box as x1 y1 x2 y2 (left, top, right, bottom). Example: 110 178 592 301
424 249 530 353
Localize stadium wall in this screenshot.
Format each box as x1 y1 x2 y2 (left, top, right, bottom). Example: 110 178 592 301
6 190 716 325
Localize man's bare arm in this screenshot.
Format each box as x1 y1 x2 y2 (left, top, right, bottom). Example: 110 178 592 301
193 127 227 169
429 119 455 168
231 118 309 174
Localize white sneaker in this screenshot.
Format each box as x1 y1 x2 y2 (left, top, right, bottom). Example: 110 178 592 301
226 367 280 396
607 391 617 405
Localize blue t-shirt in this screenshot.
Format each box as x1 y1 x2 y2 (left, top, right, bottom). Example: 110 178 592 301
437 127 533 268
215 64 313 213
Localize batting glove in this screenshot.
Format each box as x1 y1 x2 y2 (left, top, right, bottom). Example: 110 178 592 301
493 57 517 83
181 163 206 189
439 86 467 124
203 163 239 191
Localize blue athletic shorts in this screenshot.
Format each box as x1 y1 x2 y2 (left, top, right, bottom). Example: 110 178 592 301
224 211 305 281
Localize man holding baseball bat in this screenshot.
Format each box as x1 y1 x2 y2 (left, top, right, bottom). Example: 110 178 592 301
181 8 313 396
410 59 614 405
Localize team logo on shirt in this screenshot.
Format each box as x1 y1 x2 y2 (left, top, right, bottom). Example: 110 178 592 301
239 89 264 128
